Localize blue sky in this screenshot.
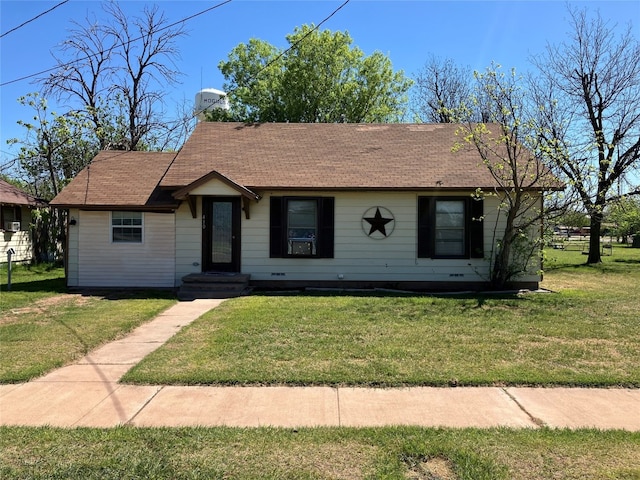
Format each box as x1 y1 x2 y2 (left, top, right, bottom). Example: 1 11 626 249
1 0 638 171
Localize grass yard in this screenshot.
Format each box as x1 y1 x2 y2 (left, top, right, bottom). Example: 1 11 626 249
0 263 67 309
2 251 640 479
1 426 639 479
123 246 640 387
0 263 177 383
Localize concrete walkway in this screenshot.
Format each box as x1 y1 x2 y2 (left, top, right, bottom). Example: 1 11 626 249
1 299 639 430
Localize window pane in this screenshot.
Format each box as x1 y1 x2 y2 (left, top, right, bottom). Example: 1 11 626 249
112 227 142 242
2 206 16 223
211 202 232 263
112 212 143 243
435 230 465 256
436 201 464 227
435 200 465 256
287 199 317 255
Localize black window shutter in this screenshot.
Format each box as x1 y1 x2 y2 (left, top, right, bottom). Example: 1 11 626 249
16 206 22 225
469 198 484 258
269 197 284 258
417 197 432 258
317 197 334 258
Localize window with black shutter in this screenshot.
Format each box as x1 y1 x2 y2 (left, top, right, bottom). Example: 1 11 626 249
270 196 334 258
417 196 484 259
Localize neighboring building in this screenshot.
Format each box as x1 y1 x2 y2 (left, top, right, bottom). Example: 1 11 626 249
50 122 559 293
1 179 47 263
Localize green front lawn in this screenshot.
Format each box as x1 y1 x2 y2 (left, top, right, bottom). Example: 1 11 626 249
123 246 640 387
2 426 639 479
0 264 177 383
2 252 640 478
0 263 67 309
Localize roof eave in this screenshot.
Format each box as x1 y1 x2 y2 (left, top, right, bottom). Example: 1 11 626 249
49 203 178 212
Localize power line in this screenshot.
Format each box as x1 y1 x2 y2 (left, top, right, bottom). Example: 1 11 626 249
0 0 69 39
0 0 234 87
251 0 350 84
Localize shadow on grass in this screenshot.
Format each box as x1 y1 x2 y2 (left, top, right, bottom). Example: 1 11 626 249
613 258 640 264
81 289 178 301
0 277 67 294
1 280 177 301
252 289 525 304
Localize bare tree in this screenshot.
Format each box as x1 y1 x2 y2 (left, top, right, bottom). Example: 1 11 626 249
103 2 184 150
412 55 474 123
40 13 114 150
39 1 186 151
531 6 640 263
456 66 563 288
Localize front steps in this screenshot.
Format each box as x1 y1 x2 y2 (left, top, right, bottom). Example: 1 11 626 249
178 273 251 300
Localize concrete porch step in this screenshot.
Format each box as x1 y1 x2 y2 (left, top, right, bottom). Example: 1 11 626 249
178 273 251 300
182 273 251 284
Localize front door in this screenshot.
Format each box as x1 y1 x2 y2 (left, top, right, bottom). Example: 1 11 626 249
202 197 241 272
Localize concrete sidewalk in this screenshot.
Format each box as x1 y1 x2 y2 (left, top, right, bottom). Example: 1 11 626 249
1 299 639 430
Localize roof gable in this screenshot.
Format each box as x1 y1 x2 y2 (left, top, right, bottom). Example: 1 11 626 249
173 171 261 201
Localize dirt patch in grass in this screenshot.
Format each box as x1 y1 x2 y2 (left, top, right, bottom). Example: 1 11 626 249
405 456 458 479
1 294 94 325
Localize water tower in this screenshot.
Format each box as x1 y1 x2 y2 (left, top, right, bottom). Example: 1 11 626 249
194 88 229 121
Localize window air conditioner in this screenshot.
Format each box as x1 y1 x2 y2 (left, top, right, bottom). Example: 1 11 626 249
4 221 20 232
290 239 313 255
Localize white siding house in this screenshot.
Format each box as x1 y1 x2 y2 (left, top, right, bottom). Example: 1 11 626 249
1 179 47 264
51 123 559 293
69 210 176 287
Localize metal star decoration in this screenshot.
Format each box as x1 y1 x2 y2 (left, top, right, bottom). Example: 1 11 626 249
364 207 394 237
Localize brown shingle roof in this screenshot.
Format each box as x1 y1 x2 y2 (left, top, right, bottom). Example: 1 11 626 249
50 151 178 209
0 179 47 206
161 122 502 190
51 123 560 208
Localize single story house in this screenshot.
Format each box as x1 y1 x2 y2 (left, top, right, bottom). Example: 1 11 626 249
50 122 557 294
1 179 47 264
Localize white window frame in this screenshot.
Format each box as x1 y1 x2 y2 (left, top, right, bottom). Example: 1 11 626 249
111 211 144 243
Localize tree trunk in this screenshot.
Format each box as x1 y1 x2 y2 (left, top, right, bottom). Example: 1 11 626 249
586 213 602 264
491 204 518 289
492 242 511 289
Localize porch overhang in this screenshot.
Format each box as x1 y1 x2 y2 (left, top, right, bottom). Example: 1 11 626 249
172 171 262 219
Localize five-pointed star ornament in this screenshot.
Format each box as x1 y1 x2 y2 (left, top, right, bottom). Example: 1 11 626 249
363 207 394 237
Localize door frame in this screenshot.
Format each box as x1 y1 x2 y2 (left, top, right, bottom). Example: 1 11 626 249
202 196 241 272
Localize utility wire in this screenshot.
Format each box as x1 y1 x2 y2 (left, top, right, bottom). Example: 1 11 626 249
0 0 70 39
0 0 233 87
248 0 350 87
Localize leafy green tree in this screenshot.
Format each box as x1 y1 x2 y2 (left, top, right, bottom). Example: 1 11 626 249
607 197 640 243
555 209 590 230
7 93 97 199
531 7 640 263
5 93 94 262
211 25 412 123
